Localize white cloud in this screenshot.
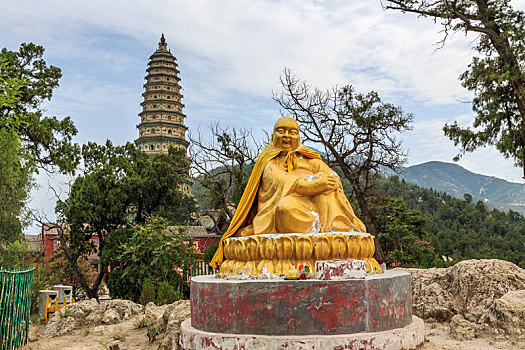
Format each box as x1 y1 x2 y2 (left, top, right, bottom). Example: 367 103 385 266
0 0 481 103
3 0 525 233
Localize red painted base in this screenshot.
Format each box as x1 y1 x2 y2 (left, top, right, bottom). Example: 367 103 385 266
191 270 412 335
180 316 425 350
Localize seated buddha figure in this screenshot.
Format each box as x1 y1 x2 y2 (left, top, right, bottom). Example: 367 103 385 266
210 117 365 269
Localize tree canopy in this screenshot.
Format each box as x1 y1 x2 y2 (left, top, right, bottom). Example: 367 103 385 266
380 175 525 268
384 0 525 178
0 43 79 244
53 142 193 298
0 43 80 174
101 216 198 302
0 62 33 243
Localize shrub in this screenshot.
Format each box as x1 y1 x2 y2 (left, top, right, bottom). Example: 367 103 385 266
139 279 155 306
203 240 219 265
134 316 154 329
156 281 183 305
103 217 198 302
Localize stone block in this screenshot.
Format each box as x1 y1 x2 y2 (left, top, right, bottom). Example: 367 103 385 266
38 290 58 321
315 259 366 280
52 284 73 304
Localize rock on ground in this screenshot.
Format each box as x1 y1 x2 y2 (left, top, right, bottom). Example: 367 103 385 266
36 314 77 338
35 297 192 349
482 289 525 338
401 259 525 322
144 301 170 323
156 300 191 350
449 314 478 340
403 259 525 339
37 299 144 338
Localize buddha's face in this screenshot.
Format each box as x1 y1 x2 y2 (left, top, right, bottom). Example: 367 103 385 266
271 117 300 151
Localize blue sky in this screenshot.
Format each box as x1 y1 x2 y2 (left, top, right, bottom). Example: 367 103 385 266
2 0 524 233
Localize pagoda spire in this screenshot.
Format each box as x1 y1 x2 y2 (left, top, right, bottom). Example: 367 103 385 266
159 33 166 47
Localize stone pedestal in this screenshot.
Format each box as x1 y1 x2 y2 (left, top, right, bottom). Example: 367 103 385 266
52 285 73 303
181 271 424 349
38 290 58 321
180 316 424 350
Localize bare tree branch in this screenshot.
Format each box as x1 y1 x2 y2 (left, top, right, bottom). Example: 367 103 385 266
274 69 413 262
188 124 262 228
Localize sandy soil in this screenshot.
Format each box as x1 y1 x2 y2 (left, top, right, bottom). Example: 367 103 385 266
22 318 525 350
420 321 525 350
22 315 152 350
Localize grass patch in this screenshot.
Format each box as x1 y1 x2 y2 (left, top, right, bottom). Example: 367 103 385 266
59 306 72 318
112 329 124 341
134 316 154 329
84 326 92 336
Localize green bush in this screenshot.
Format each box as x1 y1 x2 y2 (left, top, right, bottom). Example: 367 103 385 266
156 281 183 305
203 240 219 265
139 279 156 306
102 217 198 302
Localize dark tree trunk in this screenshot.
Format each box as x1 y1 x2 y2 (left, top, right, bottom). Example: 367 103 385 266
354 190 385 263
56 231 99 300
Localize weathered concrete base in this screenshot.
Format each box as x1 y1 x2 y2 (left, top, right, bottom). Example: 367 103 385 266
180 316 425 350
191 271 412 335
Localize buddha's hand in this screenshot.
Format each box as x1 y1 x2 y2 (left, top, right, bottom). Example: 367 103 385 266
316 173 340 194
296 173 339 196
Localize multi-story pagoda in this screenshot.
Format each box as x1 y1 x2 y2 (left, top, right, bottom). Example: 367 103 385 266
135 34 189 155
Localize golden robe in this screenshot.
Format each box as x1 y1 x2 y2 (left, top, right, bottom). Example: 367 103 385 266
209 144 365 269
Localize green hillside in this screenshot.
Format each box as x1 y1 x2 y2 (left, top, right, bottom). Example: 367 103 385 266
379 176 525 268
398 161 525 215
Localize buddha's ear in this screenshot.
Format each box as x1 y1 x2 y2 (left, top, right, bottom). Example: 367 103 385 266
270 134 274 144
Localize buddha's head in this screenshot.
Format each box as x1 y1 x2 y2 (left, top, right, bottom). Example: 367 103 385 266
271 117 300 151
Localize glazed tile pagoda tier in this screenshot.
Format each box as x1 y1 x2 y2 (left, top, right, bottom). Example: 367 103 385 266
135 34 189 155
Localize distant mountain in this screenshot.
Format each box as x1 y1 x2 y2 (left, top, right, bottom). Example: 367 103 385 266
396 161 525 215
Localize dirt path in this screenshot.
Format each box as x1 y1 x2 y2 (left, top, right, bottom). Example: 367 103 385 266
420 321 525 350
22 315 152 350
22 318 525 350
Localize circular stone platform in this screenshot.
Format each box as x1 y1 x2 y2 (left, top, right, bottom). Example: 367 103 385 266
190 270 412 336
180 316 425 350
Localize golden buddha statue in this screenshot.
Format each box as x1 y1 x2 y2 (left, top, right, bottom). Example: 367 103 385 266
210 117 381 276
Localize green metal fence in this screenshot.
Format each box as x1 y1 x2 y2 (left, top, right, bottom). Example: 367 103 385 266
0 267 34 350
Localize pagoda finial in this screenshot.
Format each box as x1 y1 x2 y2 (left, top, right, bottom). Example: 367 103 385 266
159 33 166 47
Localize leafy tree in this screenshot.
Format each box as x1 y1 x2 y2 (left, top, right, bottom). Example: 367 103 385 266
0 63 33 243
0 43 80 174
103 217 198 303
1 43 79 244
370 196 437 268
273 69 413 262
384 0 525 178
48 252 98 300
0 239 35 269
156 195 197 226
52 142 192 299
